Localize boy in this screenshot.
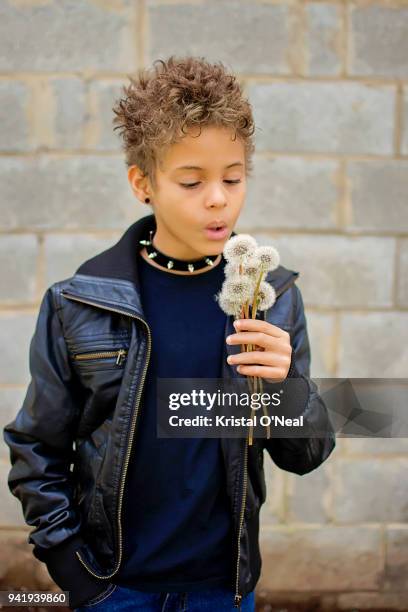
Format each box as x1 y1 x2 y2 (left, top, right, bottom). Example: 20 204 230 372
3 56 335 611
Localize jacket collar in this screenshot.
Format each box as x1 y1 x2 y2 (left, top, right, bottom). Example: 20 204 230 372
62 213 299 318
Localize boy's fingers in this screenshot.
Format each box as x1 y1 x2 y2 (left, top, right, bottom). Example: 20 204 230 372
235 364 288 381
227 351 290 368
233 318 288 339
226 331 282 351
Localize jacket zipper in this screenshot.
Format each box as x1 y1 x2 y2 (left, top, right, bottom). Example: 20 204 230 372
60 290 151 581
74 349 128 366
233 276 297 608
233 435 249 609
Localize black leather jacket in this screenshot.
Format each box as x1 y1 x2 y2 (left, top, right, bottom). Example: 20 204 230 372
3 213 336 610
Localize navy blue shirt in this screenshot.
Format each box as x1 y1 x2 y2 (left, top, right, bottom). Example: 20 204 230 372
116 252 233 593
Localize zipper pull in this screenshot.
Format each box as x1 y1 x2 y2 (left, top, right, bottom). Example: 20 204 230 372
116 349 126 365
234 594 242 609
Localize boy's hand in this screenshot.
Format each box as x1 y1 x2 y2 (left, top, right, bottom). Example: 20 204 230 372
226 318 292 383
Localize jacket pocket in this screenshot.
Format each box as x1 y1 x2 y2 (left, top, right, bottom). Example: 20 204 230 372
67 332 131 373
73 348 128 368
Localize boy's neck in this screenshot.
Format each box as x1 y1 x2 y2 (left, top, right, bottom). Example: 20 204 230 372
139 247 222 276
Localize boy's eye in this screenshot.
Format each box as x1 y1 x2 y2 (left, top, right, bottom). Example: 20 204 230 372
180 182 200 189
180 180 242 189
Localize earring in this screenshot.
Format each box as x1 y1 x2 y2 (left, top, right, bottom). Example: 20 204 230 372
145 197 150 203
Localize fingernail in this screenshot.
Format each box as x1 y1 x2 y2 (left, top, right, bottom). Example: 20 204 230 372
227 356 233 363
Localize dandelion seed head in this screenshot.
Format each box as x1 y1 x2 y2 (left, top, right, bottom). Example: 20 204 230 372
253 246 280 272
255 281 276 311
215 290 242 317
224 261 239 278
223 276 252 302
223 234 258 263
242 256 261 279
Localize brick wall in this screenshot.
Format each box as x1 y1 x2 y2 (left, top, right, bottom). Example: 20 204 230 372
1 1 407 608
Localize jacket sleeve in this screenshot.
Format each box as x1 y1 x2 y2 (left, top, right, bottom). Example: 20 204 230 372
262 283 336 475
2 285 109 608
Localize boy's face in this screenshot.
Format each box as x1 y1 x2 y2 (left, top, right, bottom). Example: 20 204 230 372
130 125 247 260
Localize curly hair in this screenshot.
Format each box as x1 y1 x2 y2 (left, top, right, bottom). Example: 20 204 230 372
112 55 256 189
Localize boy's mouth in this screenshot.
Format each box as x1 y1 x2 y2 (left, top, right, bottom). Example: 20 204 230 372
204 221 228 240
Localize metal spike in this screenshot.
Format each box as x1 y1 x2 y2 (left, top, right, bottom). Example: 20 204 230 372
205 258 214 266
167 260 174 269
188 264 194 272
148 251 157 259
139 239 151 245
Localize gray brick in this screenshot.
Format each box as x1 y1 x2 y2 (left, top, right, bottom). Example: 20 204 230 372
259 453 285 525
347 161 408 233
0 531 55 586
0 156 137 231
333 437 348 457
0 235 38 303
0 461 25 527
253 234 395 308
344 438 408 455
0 0 137 72
0 312 38 385
384 527 408 591
259 527 381 591
349 5 408 78
339 313 408 378
307 312 337 378
44 233 120 288
398 239 408 307
248 82 394 155
338 592 408 611
51 78 87 150
87 80 126 151
287 463 332 523
238 157 339 230
0 388 27 463
305 3 342 76
334 458 408 522
0 80 30 152
147 0 292 75
402 87 408 155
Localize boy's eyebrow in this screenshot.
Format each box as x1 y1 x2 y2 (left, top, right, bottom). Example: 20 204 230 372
174 161 244 171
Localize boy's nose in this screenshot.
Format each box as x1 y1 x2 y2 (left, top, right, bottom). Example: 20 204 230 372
207 194 228 208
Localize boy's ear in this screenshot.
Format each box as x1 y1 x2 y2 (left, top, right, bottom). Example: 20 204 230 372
127 165 151 204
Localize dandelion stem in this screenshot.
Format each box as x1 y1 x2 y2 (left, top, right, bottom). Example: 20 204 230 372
259 377 271 439
247 370 255 446
251 265 265 318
